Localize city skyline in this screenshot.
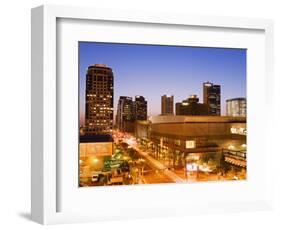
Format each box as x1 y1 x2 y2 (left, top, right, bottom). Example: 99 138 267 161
79 42 246 124
79 42 247 187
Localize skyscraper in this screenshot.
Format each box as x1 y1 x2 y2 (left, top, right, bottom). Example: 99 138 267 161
116 96 134 131
203 82 221 116
226 98 246 117
161 95 174 115
134 96 147 120
84 64 114 135
176 95 208 116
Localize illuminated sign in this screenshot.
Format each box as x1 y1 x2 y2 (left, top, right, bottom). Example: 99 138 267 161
80 142 113 157
186 140 195 149
230 127 247 135
186 163 198 171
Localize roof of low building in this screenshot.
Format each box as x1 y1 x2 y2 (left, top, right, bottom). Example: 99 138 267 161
80 134 113 143
226 97 246 102
149 115 246 124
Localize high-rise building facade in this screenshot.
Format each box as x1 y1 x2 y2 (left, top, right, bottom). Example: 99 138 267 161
84 64 114 135
161 95 174 115
116 96 134 131
226 98 246 117
176 95 208 116
134 96 147 120
203 82 221 116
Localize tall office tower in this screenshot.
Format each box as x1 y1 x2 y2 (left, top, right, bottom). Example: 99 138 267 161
175 95 209 115
84 64 114 135
226 98 246 117
116 96 134 131
161 95 174 115
203 82 221 116
134 95 147 120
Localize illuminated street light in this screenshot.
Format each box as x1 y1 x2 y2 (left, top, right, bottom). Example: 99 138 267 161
92 158 99 164
186 162 198 172
228 145 235 150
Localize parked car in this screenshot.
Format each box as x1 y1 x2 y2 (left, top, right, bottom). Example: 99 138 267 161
92 171 101 182
108 169 124 185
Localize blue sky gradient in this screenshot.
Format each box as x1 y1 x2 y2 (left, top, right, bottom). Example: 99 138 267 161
79 42 246 124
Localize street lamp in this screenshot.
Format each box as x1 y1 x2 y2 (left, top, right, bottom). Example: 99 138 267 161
92 158 99 164
228 145 235 150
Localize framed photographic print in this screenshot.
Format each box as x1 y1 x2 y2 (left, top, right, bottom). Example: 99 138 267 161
31 5 274 225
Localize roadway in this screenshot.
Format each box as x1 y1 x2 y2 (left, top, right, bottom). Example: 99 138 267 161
124 139 186 183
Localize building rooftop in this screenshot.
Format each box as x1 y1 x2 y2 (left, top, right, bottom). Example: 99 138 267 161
226 97 246 102
149 115 246 124
93 64 107 67
88 64 112 69
135 120 150 125
80 134 113 143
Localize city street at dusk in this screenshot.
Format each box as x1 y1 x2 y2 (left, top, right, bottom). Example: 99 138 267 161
79 42 247 187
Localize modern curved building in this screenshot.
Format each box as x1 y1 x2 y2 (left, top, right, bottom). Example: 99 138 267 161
84 64 114 135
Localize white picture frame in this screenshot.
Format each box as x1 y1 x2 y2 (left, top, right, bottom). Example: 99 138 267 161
31 5 274 225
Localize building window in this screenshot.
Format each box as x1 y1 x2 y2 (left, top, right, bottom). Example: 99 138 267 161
175 140 181 146
186 140 196 149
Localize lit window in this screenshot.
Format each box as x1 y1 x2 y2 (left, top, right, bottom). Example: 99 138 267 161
186 140 195 149
175 140 181 146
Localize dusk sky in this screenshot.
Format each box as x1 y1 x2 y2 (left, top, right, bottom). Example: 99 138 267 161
79 42 246 124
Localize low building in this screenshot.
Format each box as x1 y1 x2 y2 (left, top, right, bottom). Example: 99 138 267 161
148 115 246 169
79 134 113 175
